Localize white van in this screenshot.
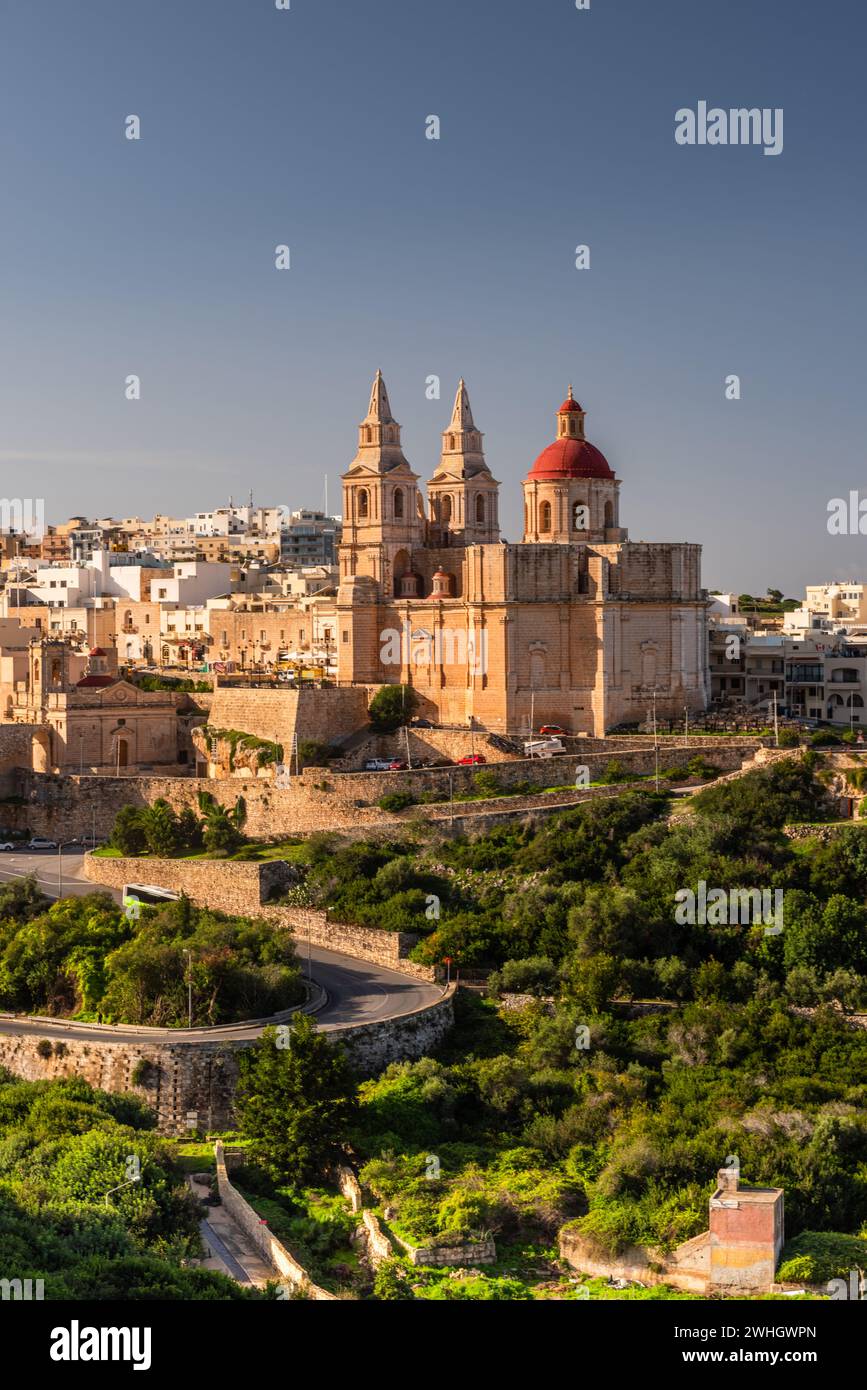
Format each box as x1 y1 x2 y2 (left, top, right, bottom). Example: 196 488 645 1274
523 737 566 759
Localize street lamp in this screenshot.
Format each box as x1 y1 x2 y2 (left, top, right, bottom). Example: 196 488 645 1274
57 839 79 898
183 948 193 1029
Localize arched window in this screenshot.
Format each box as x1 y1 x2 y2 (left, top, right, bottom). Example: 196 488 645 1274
123 609 132 631
475 494 485 524
441 495 452 525
604 500 614 529
539 500 552 533
393 488 404 519
358 488 370 520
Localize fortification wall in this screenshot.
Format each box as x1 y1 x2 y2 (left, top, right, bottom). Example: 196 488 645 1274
11 742 751 840
207 685 370 749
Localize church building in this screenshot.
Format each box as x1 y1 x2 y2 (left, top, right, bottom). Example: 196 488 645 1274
338 371 709 735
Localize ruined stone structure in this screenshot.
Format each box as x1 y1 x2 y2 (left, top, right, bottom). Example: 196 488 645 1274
560 1167 785 1295
709 1165 784 1292
338 373 709 735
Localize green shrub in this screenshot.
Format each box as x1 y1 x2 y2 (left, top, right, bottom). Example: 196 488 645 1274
487 957 557 997
377 791 416 813
369 686 416 732
777 1231 867 1283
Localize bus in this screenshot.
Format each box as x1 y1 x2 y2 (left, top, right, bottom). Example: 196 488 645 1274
122 883 181 917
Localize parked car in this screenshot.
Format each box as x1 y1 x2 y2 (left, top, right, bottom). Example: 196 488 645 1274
0 842 16 852
387 759 408 770
538 724 566 736
457 754 487 765
364 759 396 772
410 718 434 728
26 837 57 851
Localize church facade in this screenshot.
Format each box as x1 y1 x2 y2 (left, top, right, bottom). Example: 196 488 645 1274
337 372 709 735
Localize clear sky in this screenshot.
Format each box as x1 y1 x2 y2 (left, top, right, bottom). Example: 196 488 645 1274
0 0 864 594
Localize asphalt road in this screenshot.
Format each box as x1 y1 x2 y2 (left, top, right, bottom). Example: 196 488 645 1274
0 849 442 1040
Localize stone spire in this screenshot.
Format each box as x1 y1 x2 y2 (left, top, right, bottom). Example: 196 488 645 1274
365 368 395 426
439 378 487 474
448 378 476 433
427 378 500 544
351 369 410 472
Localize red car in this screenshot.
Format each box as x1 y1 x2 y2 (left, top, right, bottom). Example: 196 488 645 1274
538 724 565 736
387 759 407 770
457 754 487 765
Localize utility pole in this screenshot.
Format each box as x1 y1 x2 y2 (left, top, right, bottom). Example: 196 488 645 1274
530 689 535 738
684 705 689 749
772 691 779 748
184 949 193 1029
652 688 660 792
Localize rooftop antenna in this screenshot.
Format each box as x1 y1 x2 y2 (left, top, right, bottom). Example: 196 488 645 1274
324 474 328 517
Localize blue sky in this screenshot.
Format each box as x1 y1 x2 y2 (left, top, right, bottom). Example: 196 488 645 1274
0 0 864 593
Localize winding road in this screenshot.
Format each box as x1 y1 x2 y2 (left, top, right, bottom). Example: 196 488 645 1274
0 848 442 1041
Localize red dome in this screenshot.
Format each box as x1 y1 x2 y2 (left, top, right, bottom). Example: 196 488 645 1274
558 395 583 413
528 437 614 480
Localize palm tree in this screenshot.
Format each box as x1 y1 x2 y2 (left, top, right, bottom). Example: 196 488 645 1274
197 790 247 851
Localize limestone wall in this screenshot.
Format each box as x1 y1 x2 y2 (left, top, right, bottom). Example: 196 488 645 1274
214 1141 337 1300
11 741 753 841
0 986 456 1134
81 855 435 981
207 685 370 749
82 854 296 915
559 1226 710 1295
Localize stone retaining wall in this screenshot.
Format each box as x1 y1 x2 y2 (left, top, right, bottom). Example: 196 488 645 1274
82 855 435 982
559 1225 710 1295
214 1141 337 1299
9 741 753 841
83 854 296 915
0 987 456 1134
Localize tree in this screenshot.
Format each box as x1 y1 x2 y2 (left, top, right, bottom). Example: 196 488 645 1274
197 791 247 854
235 1016 357 1184
368 685 417 732
141 799 180 858
110 805 147 857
